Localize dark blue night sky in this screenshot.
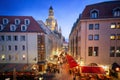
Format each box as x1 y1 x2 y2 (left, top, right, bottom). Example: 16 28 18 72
0 0 112 38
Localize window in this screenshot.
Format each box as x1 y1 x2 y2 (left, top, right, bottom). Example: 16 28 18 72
10 24 16 31
15 45 18 51
8 45 11 51
116 47 120 57
20 36 26 41
13 36 18 41
89 24 93 30
117 34 120 40
8 55 12 61
0 45 5 51
111 23 116 29
15 19 20 25
110 46 115 57
88 47 99 56
21 25 27 31
1 55 5 60
94 47 98 56
116 23 120 29
95 24 99 30
6 35 11 41
22 45 25 51
0 45 3 51
110 34 116 40
88 34 93 40
94 34 99 40
15 54 18 60
91 9 99 19
88 47 93 56
24 19 30 25
0 35 5 41
113 7 120 17
0 24 3 31
3 18 9 25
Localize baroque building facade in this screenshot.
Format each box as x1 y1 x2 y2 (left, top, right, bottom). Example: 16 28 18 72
45 6 58 31
45 6 64 59
69 1 120 70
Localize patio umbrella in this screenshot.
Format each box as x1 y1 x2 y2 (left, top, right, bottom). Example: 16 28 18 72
66 54 78 68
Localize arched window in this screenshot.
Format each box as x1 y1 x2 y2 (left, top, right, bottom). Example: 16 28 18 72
113 7 120 17
15 18 20 25
90 9 99 19
21 24 27 31
10 24 16 31
24 19 30 25
3 18 9 25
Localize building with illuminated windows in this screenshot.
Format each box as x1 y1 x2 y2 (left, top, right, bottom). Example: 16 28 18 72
69 1 120 70
0 6 64 73
0 16 47 72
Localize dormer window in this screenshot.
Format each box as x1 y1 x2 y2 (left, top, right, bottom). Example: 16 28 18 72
3 18 9 25
90 9 99 19
21 24 27 31
24 19 30 25
10 24 16 31
15 19 20 25
0 24 4 31
113 7 120 17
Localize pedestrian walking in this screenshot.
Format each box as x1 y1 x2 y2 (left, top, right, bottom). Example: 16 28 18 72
73 76 76 80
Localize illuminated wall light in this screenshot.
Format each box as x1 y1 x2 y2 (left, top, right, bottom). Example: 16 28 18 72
1 55 5 60
22 54 26 60
111 24 116 28
22 54 26 58
33 67 36 70
116 67 120 72
116 50 120 53
110 36 115 40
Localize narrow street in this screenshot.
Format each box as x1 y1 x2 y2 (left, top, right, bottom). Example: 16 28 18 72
53 63 73 80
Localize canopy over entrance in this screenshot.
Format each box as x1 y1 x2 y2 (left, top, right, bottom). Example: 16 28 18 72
65 54 78 68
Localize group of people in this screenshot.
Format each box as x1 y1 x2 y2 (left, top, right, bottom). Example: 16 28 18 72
46 63 60 74
68 68 112 80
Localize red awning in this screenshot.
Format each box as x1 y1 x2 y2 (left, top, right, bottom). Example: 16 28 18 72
66 54 78 68
81 66 105 74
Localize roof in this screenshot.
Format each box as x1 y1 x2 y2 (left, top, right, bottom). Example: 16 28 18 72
0 16 44 33
49 6 53 10
81 1 120 19
37 20 52 34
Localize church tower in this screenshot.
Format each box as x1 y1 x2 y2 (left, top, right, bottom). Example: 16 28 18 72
49 6 54 19
45 6 58 31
